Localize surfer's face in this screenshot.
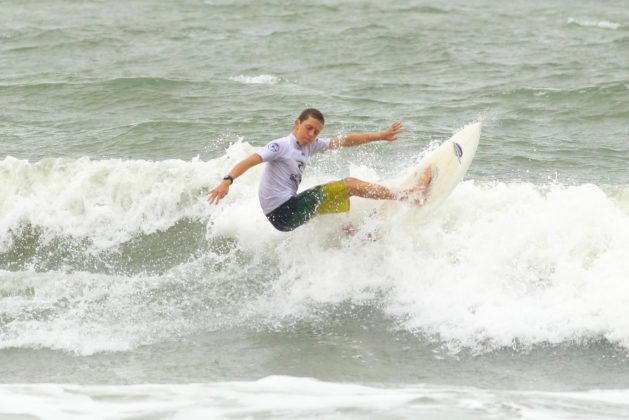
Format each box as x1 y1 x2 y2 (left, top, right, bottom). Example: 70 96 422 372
293 117 323 146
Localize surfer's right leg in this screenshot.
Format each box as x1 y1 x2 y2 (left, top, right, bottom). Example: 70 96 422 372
266 180 351 231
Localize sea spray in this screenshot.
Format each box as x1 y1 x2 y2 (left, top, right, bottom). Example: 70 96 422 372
4 142 629 355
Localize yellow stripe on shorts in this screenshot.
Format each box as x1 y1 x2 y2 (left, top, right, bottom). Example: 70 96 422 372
317 180 350 214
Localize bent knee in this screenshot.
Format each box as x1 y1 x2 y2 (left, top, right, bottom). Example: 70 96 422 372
341 177 364 196
342 177 359 187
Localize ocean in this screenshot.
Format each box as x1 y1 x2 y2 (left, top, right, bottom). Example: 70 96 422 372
1 0 629 418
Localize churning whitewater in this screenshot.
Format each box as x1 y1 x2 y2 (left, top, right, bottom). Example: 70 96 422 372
2 0 629 417
2 143 629 356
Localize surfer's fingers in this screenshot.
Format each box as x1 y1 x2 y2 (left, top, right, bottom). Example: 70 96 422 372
207 189 221 204
381 122 402 141
389 122 403 136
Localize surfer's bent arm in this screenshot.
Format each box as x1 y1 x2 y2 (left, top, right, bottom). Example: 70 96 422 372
207 153 263 205
329 121 403 149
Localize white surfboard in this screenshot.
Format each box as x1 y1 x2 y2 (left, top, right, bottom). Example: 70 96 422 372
399 121 481 211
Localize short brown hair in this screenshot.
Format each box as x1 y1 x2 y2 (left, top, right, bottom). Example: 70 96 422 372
297 108 324 124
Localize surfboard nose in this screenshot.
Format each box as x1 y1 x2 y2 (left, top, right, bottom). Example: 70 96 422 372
450 121 482 148
463 121 482 139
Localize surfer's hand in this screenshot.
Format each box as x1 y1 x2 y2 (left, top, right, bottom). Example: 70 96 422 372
207 182 229 205
380 121 403 142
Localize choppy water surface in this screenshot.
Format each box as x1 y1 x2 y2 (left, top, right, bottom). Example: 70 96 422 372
1 0 629 418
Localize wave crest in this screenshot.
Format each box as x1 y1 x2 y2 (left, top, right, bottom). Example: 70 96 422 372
2 147 629 354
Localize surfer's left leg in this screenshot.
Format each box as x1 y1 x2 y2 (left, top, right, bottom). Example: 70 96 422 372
343 177 398 200
342 170 432 205
398 166 433 206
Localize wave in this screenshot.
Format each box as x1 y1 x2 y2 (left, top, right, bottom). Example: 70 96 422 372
491 82 629 121
2 376 629 419
229 74 280 85
498 81 628 103
567 18 621 30
0 76 204 99
0 154 218 251
2 143 629 354
398 6 449 14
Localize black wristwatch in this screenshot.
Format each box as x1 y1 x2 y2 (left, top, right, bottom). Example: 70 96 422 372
223 175 234 184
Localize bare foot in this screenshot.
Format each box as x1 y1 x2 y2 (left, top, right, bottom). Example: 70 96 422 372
399 166 433 206
342 224 358 236
342 223 377 242
418 166 433 187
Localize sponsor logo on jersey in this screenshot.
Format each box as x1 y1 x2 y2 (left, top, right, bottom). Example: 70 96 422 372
268 142 280 152
290 173 302 186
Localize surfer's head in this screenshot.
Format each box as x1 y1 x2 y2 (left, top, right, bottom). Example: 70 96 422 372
294 108 324 146
297 108 324 125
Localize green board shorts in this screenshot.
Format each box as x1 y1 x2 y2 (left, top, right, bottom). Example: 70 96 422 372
266 180 350 232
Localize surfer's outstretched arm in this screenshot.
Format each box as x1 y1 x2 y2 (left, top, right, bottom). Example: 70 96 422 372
207 153 263 204
329 121 403 149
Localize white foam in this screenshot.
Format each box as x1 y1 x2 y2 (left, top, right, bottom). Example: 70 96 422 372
4 143 629 354
246 180 629 352
229 74 280 85
1 377 629 420
0 142 259 252
567 18 620 30
0 269 193 355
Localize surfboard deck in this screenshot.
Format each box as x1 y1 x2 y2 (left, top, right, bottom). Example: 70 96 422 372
399 121 481 211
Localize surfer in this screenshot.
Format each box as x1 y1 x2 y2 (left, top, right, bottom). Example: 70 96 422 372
207 108 431 231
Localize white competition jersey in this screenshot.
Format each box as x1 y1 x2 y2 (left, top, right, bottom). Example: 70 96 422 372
257 133 330 214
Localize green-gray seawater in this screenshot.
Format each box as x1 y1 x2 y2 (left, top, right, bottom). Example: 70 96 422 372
1 0 629 418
